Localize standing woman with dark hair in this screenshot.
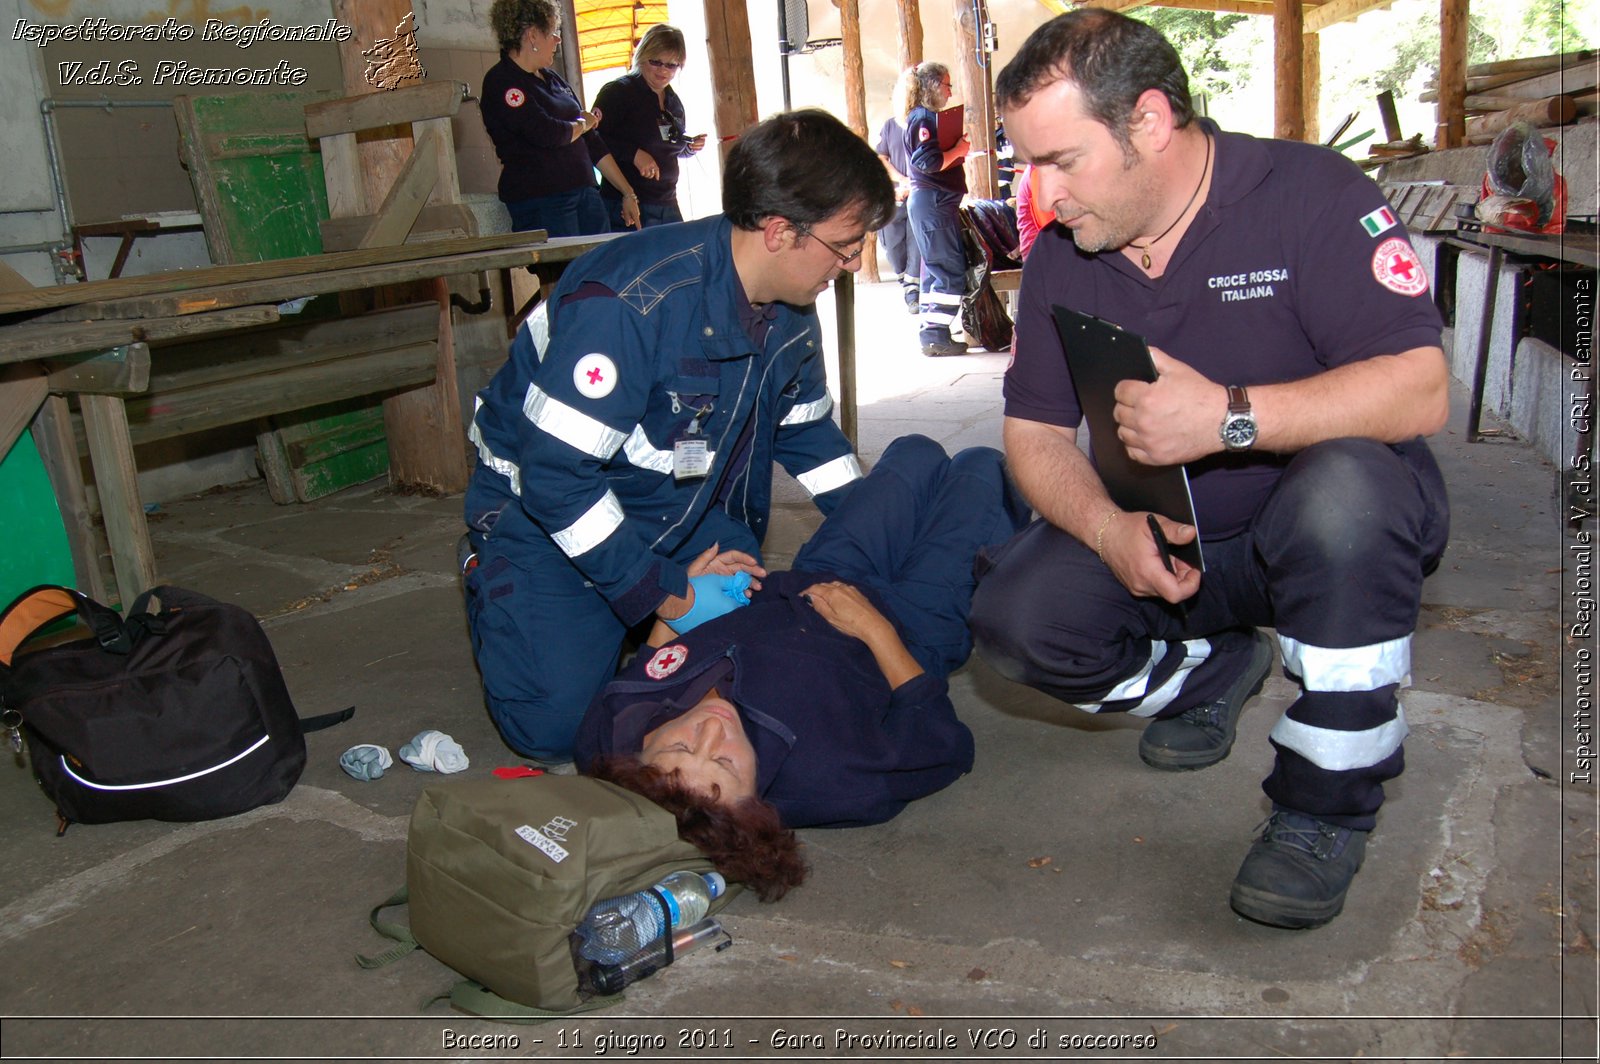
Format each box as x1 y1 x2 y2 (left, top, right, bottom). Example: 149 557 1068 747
902 62 970 357
481 0 641 235
593 24 707 230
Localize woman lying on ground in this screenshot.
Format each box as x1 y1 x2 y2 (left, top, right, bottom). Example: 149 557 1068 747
572 434 1031 899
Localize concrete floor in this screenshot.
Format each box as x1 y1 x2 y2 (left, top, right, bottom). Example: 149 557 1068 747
0 280 1592 1061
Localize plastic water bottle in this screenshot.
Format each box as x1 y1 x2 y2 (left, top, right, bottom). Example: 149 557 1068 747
575 917 732 996
573 870 725 965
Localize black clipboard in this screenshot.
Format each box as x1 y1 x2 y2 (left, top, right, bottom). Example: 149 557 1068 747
1052 305 1205 571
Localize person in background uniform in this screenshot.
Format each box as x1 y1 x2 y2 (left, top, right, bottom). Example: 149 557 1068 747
1013 163 1052 262
462 109 894 765
969 10 1450 930
574 435 1032 898
593 24 708 230
480 0 639 235
901 61 970 357
874 68 923 315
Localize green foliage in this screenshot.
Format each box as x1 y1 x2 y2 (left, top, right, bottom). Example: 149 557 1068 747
1129 8 1251 101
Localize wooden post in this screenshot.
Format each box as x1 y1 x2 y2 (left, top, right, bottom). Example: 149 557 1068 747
952 0 996 200
1438 0 1469 148
1273 0 1305 141
1302 31 1320 144
898 0 924 69
839 0 880 283
332 1 416 215
704 0 759 167
557 0 585 106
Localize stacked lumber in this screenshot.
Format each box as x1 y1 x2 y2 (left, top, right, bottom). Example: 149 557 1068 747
1421 50 1597 144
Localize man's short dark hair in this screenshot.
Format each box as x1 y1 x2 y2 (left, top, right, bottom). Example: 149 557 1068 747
723 109 895 233
995 9 1194 152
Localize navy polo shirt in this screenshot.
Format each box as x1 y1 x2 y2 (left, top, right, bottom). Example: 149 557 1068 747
874 116 912 177
1005 120 1443 538
480 56 609 203
904 106 966 194
593 72 690 207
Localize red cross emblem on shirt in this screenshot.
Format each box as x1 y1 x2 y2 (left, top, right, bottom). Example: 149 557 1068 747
1371 237 1427 297
587 366 604 386
646 644 689 679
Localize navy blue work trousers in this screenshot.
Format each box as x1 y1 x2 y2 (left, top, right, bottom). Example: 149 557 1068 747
970 438 1449 830
796 434 1030 678
907 187 965 343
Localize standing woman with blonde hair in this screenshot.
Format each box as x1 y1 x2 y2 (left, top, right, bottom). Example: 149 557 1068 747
480 0 640 235
901 61 970 357
594 24 708 229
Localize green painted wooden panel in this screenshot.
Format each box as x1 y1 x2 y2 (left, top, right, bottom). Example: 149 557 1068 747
0 432 77 606
176 90 390 501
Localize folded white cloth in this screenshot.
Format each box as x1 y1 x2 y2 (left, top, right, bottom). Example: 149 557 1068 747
398 729 469 774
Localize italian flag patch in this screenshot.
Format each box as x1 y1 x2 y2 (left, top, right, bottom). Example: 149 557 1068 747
1360 206 1397 237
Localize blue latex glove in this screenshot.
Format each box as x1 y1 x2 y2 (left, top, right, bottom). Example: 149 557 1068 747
669 571 753 633
339 744 392 781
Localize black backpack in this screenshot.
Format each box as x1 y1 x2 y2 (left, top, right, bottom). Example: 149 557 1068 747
0 584 350 832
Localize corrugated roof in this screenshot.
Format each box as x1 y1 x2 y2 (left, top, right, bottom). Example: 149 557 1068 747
575 1 670 73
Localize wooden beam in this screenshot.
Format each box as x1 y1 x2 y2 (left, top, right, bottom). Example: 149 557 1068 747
954 0 997 200
79 393 154 609
1464 95 1580 140
704 0 759 166
0 306 279 363
1305 0 1394 35
44 344 151 396
557 0 585 107
331 0 418 220
30 395 108 601
1 364 49 457
318 203 476 253
1303 30 1321 143
1469 50 1595 78
1377 90 1403 142
1437 0 1468 148
358 127 441 250
1274 0 1305 141
303 80 464 139
898 0 923 69
840 0 880 284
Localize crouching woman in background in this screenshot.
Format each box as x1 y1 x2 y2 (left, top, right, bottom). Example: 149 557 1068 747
573 435 1031 899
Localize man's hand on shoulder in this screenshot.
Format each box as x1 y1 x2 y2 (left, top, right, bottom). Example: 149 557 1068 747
1113 348 1225 466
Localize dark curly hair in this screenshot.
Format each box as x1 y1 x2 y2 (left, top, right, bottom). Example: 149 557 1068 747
490 0 558 55
587 755 807 902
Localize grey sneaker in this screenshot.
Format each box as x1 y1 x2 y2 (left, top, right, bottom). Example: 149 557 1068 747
1139 629 1273 771
1230 809 1368 929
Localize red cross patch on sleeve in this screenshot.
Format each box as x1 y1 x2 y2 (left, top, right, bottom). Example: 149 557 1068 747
505 87 525 108
1371 238 1428 297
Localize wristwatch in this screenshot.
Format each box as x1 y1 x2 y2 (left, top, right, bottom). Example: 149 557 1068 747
1219 385 1257 452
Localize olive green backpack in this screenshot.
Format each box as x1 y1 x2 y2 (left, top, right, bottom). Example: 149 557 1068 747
359 772 732 1020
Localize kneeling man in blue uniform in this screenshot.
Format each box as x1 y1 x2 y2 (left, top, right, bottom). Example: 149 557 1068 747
970 11 1450 929
463 109 895 763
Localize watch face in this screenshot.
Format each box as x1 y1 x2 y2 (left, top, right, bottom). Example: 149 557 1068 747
1222 415 1256 449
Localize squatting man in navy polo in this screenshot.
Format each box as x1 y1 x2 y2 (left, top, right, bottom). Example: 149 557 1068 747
969 10 1450 929
461 109 895 765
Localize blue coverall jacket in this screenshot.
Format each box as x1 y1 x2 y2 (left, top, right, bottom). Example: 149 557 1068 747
465 214 862 624
463 215 863 758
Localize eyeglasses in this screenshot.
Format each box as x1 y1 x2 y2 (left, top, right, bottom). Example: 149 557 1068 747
646 58 683 72
792 224 865 267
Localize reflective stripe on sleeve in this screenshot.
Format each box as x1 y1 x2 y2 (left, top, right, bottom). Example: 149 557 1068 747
780 393 834 427
552 490 625 557
1270 706 1409 771
522 302 551 362
1278 634 1410 692
469 403 522 496
795 454 863 496
522 384 626 460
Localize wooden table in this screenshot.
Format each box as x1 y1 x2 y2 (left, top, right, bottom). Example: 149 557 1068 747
1 231 615 608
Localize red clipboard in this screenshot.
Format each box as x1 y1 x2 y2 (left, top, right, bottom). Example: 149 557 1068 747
936 104 964 151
